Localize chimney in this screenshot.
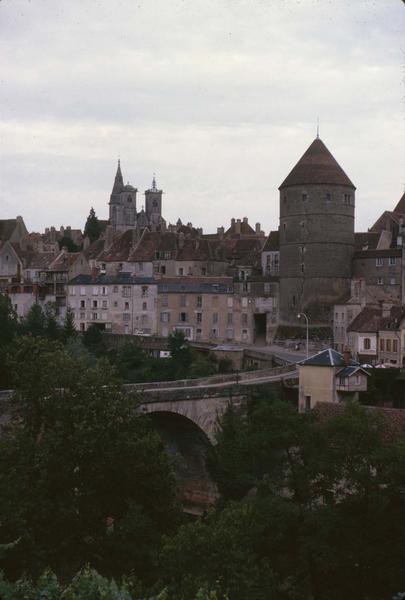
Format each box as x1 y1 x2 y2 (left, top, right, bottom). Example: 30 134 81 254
91 266 99 279
105 225 114 248
382 302 392 318
243 217 248 224
255 222 261 234
343 348 351 366
231 218 235 227
235 219 241 235
197 227 203 236
217 226 224 240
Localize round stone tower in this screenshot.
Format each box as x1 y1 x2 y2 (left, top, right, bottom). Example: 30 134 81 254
278 137 355 335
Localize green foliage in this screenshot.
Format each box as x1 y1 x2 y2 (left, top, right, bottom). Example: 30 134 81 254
20 303 46 337
0 337 180 581
0 567 222 599
58 235 80 252
158 399 405 600
63 306 77 341
0 293 18 388
82 323 106 355
84 207 103 244
0 293 18 349
168 331 192 377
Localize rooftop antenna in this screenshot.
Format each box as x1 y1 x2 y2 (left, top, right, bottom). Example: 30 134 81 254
316 116 320 139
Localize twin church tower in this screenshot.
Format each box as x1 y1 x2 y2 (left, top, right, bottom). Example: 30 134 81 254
109 160 166 232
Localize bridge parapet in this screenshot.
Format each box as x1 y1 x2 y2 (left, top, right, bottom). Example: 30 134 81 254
125 364 297 392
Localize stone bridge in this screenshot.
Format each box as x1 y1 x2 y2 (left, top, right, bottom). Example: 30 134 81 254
0 364 298 514
125 364 298 441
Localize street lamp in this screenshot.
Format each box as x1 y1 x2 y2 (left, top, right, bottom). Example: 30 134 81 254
297 313 309 358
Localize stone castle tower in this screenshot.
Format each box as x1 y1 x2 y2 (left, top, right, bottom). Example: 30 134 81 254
278 137 356 333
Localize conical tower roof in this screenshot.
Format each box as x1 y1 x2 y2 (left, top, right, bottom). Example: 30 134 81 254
279 138 355 190
111 159 124 195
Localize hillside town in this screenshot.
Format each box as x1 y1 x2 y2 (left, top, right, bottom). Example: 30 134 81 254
1 137 404 367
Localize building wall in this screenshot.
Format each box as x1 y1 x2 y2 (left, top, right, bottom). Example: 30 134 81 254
157 291 254 344
353 252 401 304
279 183 355 327
298 365 336 411
333 303 362 352
68 281 158 335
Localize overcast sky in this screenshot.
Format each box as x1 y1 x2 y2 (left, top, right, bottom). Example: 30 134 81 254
0 0 403 235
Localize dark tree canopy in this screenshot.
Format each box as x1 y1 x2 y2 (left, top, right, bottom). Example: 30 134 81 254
84 207 103 244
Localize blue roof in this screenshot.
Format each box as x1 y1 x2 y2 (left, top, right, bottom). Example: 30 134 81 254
299 349 360 368
336 366 370 378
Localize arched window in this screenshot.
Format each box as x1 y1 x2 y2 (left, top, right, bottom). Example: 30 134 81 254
127 195 132 203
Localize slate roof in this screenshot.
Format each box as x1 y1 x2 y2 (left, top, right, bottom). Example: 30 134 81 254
158 276 233 294
69 273 156 285
299 348 360 367
262 230 280 252
83 238 106 260
279 138 355 190
336 366 370 378
0 219 17 243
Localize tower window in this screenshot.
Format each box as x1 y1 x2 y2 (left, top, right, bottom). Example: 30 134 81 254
326 193 331 202
127 195 132 202
302 193 308 202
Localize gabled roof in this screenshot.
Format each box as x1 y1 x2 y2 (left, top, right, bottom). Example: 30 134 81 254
0 219 18 243
347 307 382 333
393 192 405 214
262 230 279 252
336 366 370 378
279 138 355 190
299 348 359 367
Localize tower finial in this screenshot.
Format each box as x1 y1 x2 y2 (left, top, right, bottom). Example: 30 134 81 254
152 172 157 190
316 116 320 139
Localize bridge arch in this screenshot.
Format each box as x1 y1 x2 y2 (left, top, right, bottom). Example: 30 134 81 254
146 410 217 514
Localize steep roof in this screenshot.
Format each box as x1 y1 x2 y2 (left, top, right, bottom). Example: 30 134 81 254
299 348 359 367
279 138 355 190
354 232 380 251
347 307 382 333
262 230 279 252
393 192 405 214
0 219 17 243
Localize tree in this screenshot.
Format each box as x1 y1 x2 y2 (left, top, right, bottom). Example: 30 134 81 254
58 235 79 252
84 207 102 244
0 293 18 388
63 306 77 341
82 323 106 356
20 303 46 337
0 337 181 581
158 399 405 600
168 331 192 378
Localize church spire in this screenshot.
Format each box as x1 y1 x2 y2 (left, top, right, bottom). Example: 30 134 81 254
112 159 124 195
